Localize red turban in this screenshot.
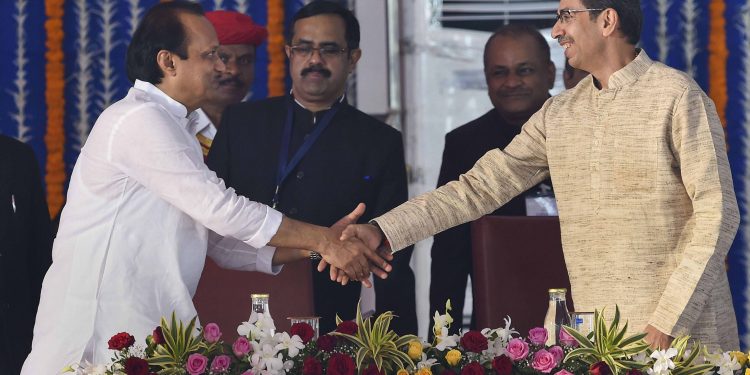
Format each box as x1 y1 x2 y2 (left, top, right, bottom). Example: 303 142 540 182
205 10 268 46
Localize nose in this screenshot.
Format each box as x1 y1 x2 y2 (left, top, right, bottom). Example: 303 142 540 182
308 48 324 64
503 72 523 88
223 58 237 75
214 56 227 72
551 21 563 40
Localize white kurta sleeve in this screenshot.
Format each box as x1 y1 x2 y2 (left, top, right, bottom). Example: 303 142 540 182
107 103 283 249
207 231 282 275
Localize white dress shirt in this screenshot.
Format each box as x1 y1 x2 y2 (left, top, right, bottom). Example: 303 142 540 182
22 80 283 373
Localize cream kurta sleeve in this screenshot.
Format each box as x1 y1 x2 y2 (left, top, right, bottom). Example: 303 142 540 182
648 85 740 337
374 100 553 251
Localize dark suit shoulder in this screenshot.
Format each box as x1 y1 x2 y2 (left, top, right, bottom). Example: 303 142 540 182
445 110 500 141
339 104 402 139
0 135 35 165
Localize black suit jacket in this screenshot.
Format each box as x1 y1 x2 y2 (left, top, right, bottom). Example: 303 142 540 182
207 96 417 335
429 109 551 336
0 135 52 373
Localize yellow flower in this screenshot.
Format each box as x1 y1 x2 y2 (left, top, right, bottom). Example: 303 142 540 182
745 368 750 375
445 349 462 366
731 351 748 366
416 368 433 375
408 340 423 360
397 369 410 375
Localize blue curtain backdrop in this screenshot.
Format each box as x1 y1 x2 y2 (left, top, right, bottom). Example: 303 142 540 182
0 0 306 184
2 0 750 348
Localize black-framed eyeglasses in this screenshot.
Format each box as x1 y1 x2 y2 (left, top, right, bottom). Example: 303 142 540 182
289 45 348 59
555 8 604 24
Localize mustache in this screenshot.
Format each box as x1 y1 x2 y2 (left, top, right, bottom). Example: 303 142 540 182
497 89 532 97
217 77 243 87
557 36 573 45
301 65 332 78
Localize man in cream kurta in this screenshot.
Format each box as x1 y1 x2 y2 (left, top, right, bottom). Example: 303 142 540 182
345 0 739 351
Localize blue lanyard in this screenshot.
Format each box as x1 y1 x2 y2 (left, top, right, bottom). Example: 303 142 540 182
272 97 341 208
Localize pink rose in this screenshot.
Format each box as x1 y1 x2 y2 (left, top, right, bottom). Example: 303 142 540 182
203 323 222 343
555 370 574 375
532 349 557 373
186 353 208 375
241 371 254 375
548 346 564 365
233 336 252 357
558 328 578 347
506 338 529 361
527 327 548 346
210 355 232 373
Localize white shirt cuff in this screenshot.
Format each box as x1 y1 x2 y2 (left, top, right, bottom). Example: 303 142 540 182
257 246 282 275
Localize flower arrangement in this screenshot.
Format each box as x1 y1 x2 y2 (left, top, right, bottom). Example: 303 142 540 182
67 302 750 375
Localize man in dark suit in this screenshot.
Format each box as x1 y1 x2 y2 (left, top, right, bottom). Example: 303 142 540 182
207 1 417 335
429 24 556 336
0 135 52 373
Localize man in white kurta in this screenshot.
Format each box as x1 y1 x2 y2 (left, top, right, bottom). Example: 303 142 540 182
22 3 387 373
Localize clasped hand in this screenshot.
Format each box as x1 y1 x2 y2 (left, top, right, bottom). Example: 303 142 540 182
317 205 393 288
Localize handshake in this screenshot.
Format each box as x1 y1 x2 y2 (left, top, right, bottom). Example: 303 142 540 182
313 203 394 288
268 203 394 288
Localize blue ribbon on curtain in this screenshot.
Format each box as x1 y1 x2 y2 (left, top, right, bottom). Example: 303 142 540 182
725 0 750 350
0 0 48 171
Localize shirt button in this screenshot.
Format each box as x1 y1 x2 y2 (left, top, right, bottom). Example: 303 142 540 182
289 207 298 215
296 171 304 180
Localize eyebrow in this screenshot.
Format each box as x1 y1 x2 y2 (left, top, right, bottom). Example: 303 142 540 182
293 38 342 47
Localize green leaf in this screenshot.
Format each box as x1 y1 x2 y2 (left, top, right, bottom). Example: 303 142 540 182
562 325 594 348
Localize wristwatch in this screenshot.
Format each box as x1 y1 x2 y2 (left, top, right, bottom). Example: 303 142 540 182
309 251 322 260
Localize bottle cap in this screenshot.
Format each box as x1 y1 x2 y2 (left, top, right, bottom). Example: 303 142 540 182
251 293 270 298
548 288 567 293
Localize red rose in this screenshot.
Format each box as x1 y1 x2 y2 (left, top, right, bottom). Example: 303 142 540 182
492 355 513 375
460 361 485 375
327 353 356 375
152 327 164 345
590 362 612 375
362 363 385 375
336 321 358 335
124 357 149 375
303 356 323 375
291 322 315 344
108 332 136 351
316 334 336 352
460 331 488 353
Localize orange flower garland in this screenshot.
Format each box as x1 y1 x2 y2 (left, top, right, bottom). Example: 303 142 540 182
44 0 65 217
267 0 286 96
708 0 728 129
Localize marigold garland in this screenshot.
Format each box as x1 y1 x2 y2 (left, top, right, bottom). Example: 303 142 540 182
708 0 728 129
267 0 286 96
44 0 65 217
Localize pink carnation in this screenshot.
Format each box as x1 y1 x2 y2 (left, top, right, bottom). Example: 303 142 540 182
555 370 574 375
186 353 209 375
532 349 557 373
233 336 252 357
506 338 529 361
558 328 578 347
211 355 232 372
203 323 222 343
528 327 548 346
548 346 564 365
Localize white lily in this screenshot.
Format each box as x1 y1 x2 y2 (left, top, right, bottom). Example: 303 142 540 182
79 360 107 375
435 332 459 351
251 342 282 372
647 348 678 375
417 353 438 369
274 332 305 358
711 352 741 375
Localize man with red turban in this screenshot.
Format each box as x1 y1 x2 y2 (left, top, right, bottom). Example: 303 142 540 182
196 10 268 157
